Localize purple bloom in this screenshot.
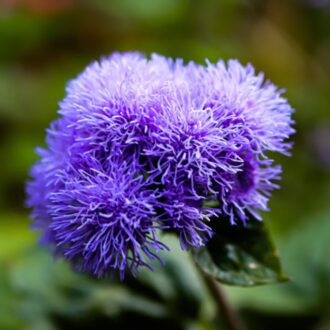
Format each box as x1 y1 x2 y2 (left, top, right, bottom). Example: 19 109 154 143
27 52 294 278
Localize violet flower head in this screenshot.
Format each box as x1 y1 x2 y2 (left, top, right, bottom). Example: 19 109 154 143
26 52 294 278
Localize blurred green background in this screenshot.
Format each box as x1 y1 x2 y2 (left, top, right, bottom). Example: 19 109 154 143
0 0 329 329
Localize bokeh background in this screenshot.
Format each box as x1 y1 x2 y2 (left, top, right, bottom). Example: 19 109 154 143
0 0 329 329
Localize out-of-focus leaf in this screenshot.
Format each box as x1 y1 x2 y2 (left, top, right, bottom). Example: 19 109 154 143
0 264 24 330
282 212 330 311
0 215 36 260
95 0 187 25
2 235 215 330
193 217 287 286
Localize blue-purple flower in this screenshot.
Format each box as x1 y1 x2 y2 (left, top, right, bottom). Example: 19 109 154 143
26 52 294 278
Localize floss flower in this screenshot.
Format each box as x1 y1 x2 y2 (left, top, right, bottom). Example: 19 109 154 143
26 52 294 278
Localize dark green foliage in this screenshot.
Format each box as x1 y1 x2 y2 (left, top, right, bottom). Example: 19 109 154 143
193 218 288 286
0 237 214 330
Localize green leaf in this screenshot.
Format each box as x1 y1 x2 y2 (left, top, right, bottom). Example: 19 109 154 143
192 217 288 286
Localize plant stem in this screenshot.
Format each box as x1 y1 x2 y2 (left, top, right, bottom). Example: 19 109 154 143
201 271 247 330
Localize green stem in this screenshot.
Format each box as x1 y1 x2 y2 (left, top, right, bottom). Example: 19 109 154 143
201 271 247 330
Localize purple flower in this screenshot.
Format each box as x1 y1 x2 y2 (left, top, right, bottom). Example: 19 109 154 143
26 52 294 278
28 155 168 279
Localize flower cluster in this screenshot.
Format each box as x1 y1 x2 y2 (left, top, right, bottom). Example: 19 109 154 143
26 52 294 278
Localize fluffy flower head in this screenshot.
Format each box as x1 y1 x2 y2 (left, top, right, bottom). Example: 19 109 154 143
27 52 294 278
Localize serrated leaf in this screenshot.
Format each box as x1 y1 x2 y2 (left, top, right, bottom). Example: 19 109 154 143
192 217 288 286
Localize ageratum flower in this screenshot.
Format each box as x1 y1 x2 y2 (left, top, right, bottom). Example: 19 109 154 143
27 52 294 278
